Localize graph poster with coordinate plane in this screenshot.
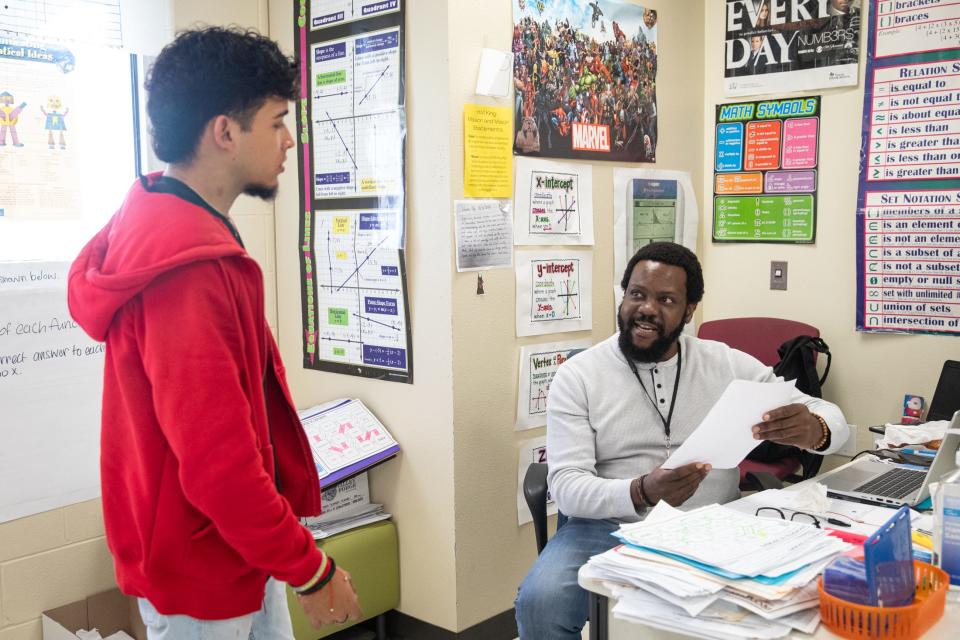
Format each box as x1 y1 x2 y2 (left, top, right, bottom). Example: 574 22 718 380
515 249 593 337
713 96 820 243
856 0 960 336
296 1 412 382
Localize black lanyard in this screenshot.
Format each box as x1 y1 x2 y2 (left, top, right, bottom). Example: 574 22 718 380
626 343 682 440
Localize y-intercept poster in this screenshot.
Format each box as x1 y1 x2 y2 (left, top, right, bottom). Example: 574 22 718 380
515 250 593 337
296 1 413 381
856 0 960 335
713 96 820 243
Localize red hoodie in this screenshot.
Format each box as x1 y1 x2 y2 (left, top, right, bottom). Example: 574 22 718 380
68 174 327 618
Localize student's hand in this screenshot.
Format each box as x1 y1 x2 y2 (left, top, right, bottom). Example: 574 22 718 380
298 567 363 627
752 403 822 449
642 462 711 507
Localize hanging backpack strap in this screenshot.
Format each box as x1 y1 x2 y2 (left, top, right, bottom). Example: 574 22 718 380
810 336 831 387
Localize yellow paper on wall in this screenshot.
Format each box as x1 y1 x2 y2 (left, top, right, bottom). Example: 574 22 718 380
464 104 513 198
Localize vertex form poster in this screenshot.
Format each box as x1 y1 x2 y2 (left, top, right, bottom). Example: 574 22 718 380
512 0 659 162
517 435 557 526
856 0 960 335
513 156 595 245
613 169 699 296
515 249 593 337
516 338 592 430
296 1 413 381
724 0 861 97
713 96 820 243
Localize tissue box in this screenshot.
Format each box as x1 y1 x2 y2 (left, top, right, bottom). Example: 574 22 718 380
42 589 146 640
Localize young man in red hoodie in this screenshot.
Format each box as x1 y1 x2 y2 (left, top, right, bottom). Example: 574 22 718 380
68 27 361 638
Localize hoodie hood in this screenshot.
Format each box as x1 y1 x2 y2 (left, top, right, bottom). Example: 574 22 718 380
68 173 246 341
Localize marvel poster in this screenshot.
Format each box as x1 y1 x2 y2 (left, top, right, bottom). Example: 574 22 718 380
724 0 861 97
512 0 658 162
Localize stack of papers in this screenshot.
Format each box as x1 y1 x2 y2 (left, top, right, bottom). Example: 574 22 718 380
302 503 390 539
584 502 851 639
300 473 391 539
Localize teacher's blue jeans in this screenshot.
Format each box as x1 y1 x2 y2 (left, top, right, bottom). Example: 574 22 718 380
515 517 619 640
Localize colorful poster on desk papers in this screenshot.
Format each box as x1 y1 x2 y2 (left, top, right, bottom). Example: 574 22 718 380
856 1 960 335
723 0 861 97
713 96 820 243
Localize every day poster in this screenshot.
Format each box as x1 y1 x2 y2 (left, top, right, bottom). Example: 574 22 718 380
512 0 659 162
724 0 861 97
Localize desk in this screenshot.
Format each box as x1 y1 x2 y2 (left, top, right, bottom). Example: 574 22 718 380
578 460 960 640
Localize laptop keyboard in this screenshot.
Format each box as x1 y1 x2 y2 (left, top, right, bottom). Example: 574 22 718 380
854 467 926 499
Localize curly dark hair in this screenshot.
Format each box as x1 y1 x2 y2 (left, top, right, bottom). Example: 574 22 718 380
620 242 704 304
145 26 298 163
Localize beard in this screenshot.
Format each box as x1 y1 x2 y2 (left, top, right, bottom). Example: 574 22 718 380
617 312 685 363
243 183 278 201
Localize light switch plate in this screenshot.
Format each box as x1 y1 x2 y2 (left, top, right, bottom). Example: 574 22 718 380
770 261 788 290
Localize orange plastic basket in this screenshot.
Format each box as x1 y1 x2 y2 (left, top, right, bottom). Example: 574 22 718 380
818 561 949 640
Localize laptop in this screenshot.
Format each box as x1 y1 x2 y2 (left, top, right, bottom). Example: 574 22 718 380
928 360 960 422
823 411 960 507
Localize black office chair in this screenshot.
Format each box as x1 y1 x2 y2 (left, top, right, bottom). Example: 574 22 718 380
522 462 568 554
521 462 606 640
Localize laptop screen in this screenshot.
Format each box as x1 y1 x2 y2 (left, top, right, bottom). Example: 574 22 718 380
929 360 960 422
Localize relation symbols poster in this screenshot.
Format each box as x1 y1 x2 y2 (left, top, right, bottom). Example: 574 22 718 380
856 0 960 336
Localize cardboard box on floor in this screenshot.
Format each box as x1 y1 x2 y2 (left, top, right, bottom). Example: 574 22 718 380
43 589 146 640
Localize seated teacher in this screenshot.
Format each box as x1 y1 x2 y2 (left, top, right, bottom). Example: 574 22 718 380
515 242 849 640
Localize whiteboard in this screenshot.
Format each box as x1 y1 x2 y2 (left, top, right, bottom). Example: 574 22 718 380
0 261 103 523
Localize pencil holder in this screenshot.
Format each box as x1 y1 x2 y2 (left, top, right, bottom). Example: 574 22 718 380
818 561 948 640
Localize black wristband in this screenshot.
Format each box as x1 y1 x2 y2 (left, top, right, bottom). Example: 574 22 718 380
639 474 657 506
296 558 336 596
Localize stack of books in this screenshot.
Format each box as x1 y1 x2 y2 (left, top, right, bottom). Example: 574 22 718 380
583 502 852 639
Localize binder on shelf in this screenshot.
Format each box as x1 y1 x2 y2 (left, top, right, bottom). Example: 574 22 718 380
299 399 400 488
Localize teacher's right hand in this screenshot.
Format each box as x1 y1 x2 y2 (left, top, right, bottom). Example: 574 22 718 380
642 462 711 507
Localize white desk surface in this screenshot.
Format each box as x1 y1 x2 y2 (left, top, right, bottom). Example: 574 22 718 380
577 459 960 639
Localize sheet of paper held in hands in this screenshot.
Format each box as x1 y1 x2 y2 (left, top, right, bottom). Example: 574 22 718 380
663 380 796 469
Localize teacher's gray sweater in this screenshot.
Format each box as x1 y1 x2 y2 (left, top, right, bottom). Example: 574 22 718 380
546 333 848 522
